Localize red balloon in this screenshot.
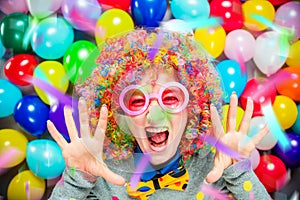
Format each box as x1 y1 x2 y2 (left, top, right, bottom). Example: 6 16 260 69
97 0 131 11
275 66 300 102
210 0 244 31
240 78 276 117
4 54 38 86
254 155 287 192
268 0 290 6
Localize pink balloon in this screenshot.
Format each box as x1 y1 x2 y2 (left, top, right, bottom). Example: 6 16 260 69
61 0 102 31
274 1 300 40
224 29 256 62
0 0 28 14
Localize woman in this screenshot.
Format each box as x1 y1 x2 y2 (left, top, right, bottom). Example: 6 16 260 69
47 29 270 199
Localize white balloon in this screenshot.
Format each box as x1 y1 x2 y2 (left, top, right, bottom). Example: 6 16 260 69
248 116 278 150
253 31 289 76
26 0 62 19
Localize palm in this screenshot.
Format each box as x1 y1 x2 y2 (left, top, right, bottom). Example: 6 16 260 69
206 93 269 183
47 99 126 186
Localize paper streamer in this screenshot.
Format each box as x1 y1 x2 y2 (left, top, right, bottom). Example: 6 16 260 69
129 153 151 189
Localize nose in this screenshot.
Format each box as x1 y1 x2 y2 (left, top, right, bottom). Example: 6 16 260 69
146 101 166 124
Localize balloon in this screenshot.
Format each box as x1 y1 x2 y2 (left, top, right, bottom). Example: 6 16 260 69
33 61 69 105
224 29 256 62
0 129 28 168
26 139 66 179
253 31 289 76
274 1 300 40
194 25 226 58
292 104 300 134
4 54 38 86
61 0 102 31
63 40 97 83
0 37 5 58
210 0 244 31
286 40 300 67
27 0 62 19
216 59 248 103
221 104 244 132
31 16 74 59
0 0 28 14
7 170 45 200
97 0 131 11
170 0 210 21
268 0 290 6
160 19 194 34
240 78 277 117
254 155 287 192
131 0 167 27
95 9 134 46
242 0 275 31
0 12 31 54
273 133 300 168
14 95 49 137
0 79 23 118
249 148 260 170
273 95 298 130
49 102 70 141
275 66 300 102
248 116 278 150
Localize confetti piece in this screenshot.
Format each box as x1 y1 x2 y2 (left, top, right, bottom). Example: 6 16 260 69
201 183 231 200
243 180 252 192
25 181 30 200
129 153 151 189
205 135 244 160
147 30 164 61
261 101 290 151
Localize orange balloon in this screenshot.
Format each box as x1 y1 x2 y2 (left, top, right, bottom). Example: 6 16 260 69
276 66 300 102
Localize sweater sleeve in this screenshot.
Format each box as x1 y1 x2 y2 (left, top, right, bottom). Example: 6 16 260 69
222 159 271 200
48 167 98 200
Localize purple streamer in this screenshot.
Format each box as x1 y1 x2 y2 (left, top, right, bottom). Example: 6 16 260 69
201 184 231 200
25 181 30 199
147 30 164 61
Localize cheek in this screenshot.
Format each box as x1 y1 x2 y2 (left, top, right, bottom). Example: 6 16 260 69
126 115 147 133
170 111 188 136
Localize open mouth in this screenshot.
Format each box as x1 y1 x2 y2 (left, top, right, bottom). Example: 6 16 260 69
145 127 169 151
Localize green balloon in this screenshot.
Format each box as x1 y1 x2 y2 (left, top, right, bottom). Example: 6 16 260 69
0 12 31 54
63 40 97 83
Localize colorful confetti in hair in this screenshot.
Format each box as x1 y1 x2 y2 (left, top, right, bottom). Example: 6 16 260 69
74 28 223 164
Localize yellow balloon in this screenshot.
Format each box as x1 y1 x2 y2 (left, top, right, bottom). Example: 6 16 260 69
222 104 245 132
242 0 275 31
286 40 300 67
33 60 69 105
95 8 134 46
273 95 298 130
194 25 226 58
0 129 28 168
7 170 45 200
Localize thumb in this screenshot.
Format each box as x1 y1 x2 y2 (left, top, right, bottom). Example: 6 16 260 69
205 164 224 184
96 165 126 186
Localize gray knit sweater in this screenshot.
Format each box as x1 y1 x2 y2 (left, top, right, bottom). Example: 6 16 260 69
49 152 270 200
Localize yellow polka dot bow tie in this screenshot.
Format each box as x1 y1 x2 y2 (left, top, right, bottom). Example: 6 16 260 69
126 165 189 200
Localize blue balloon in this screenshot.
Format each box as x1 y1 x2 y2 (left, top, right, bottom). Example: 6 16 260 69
0 38 5 58
26 139 66 179
292 104 300 134
216 59 247 103
170 0 210 21
131 0 167 27
31 16 74 59
14 95 49 136
0 79 22 118
273 133 300 168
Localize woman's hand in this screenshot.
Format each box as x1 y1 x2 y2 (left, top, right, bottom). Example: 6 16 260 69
47 98 126 186
205 92 269 183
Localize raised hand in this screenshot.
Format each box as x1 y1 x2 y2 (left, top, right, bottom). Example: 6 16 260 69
205 92 269 183
47 98 126 186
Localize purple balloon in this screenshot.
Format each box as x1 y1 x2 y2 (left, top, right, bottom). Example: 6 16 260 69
49 98 80 141
61 0 102 31
273 133 300 168
274 1 300 40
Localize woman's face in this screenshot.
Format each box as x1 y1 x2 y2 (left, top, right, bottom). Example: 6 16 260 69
122 70 188 165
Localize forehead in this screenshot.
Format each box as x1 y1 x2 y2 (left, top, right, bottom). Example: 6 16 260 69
138 68 178 87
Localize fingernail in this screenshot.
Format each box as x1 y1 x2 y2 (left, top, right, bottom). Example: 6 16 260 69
102 104 107 107
247 97 253 101
203 179 212 185
231 91 236 95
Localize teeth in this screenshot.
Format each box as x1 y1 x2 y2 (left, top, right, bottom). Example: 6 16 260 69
145 127 168 133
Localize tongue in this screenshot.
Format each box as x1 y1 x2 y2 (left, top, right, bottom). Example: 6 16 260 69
150 132 167 144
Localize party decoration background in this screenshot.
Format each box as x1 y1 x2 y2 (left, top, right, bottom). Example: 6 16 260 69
0 0 300 199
